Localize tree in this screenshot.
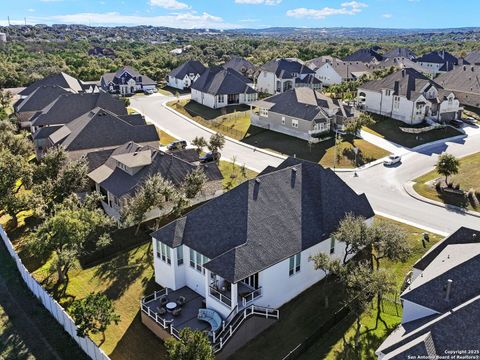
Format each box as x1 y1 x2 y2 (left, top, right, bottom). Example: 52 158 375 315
343 113 375 136
309 252 343 308
191 136 207 155
71 292 120 344
30 193 113 283
0 89 12 120
208 132 225 155
182 168 207 199
0 119 33 158
165 328 215 360
436 153 459 186
332 213 370 264
122 174 177 234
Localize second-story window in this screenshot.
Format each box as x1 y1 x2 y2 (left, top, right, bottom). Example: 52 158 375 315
260 108 269 117
393 96 400 110
289 253 301 276
189 249 209 274
177 246 184 266
157 241 171 265
292 119 299 128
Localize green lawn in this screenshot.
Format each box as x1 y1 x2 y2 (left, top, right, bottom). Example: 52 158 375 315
363 114 463 148
413 152 480 211
243 126 390 168
218 160 258 190
298 218 443 360
167 99 251 140
159 129 177 146
232 217 443 360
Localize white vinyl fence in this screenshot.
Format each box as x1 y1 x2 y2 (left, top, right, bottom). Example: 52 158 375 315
0 225 111 360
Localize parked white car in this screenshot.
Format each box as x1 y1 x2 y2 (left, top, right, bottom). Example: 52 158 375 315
384 155 402 166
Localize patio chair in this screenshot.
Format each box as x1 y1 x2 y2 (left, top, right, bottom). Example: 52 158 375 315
176 296 186 306
159 296 168 306
172 307 182 316
157 306 166 315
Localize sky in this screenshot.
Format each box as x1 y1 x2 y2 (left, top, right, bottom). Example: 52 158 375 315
1 0 478 30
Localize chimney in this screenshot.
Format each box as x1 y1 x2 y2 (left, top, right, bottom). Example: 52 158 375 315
445 279 453 301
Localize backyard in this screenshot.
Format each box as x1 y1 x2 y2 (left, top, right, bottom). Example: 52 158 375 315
243 126 390 168
413 152 480 211
363 114 463 148
167 99 251 140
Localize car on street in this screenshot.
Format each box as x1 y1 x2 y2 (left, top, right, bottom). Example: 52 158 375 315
200 152 221 163
463 117 477 125
144 89 155 95
450 119 464 128
383 154 402 166
167 140 187 151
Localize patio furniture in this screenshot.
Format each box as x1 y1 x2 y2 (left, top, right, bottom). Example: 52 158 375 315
198 308 222 335
159 296 168 306
166 302 177 312
157 306 166 315
172 307 182 316
176 296 186 306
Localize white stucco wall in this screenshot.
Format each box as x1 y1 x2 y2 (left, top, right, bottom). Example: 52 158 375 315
256 71 276 94
315 63 343 85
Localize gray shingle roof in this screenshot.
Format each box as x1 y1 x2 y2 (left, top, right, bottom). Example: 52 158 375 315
49 108 159 152
222 56 256 76
31 92 127 127
14 85 70 113
191 66 256 96
168 60 206 80
436 65 480 108
464 50 480 65
383 48 416 60
416 50 458 65
151 157 374 283
260 59 315 79
102 66 156 86
343 48 384 63
19 72 84 96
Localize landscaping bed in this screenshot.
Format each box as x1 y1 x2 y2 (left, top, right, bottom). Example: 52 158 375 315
363 114 463 148
242 126 390 168
413 152 480 211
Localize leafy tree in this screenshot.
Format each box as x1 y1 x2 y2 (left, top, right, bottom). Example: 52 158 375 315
435 153 460 186
122 174 177 233
343 113 375 135
182 168 207 199
208 133 225 155
165 328 215 360
0 89 12 120
71 292 120 344
191 136 208 155
309 252 343 308
30 193 113 283
332 213 370 264
0 119 33 158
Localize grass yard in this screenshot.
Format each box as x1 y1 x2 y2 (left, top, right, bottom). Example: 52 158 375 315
167 99 251 140
218 160 258 189
413 152 480 211
243 126 390 168
297 218 443 360
363 114 463 148
158 129 177 146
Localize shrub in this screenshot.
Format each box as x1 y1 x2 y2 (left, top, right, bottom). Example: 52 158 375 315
467 189 479 209
453 183 461 190
435 181 442 193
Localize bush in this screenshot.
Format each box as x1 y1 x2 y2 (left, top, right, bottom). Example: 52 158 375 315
453 183 461 190
467 189 479 209
435 181 442 193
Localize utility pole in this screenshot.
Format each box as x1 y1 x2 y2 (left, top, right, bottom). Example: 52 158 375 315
7 16 11 26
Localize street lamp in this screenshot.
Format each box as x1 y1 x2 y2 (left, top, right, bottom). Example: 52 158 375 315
353 146 359 177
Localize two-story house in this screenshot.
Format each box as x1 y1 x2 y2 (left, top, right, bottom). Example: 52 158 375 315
167 60 206 91
343 48 384 63
191 67 257 109
250 87 355 142
415 50 459 76
222 56 256 79
306 57 371 86
436 65 480 111
141 157 374 355
88 142 223 220
256 58 318 95
101 66 156 95
376 227 480 359
357 68 462 124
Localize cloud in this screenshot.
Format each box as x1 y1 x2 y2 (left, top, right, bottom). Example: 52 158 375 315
286 1 368 19
149 0 190 10
235 0 282 5
382 13 392 18
32 11 239 29
39 0 64 2
28 8 36 12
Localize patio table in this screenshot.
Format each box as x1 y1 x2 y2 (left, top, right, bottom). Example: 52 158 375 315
166 302 177 312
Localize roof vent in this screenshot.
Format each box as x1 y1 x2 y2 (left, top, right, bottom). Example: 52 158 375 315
255 178 261 184
445 279 453 301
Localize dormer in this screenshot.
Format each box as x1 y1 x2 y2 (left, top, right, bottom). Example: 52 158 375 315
113 150 152 176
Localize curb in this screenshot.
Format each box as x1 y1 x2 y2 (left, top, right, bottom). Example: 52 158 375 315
411 134 468 152
162 101 287 161
403 181 480 219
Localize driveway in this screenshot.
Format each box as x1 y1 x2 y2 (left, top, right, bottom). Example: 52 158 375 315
130 94 285 173
131 94 480 234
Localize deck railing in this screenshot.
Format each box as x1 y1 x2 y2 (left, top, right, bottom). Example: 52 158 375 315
241 287 262 307
209 286 232 307
140 291 181 340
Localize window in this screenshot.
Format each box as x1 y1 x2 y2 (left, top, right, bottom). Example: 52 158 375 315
157 241 171 265
260 108 269 117
176 246 184 266
289 253 301 276
189 248 209 274
292 119 299 128
415 103 424 115
330 238 336 254
217 95 224 103
385 89 392 96
281 116 285 125
448 96 453 105
393 96 400 110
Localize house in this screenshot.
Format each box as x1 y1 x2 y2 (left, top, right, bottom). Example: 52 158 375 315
44 107 159 161
415 50 459 76
13 85 71 128
464 50 480 65
167 60 206 90
19 72 86 98
256 58 317 94
88 143 223 220
88 46 115 58
370 57 433 76
30 92 127 157
100 66 156 95
191 67 257 109
307 58 370 85
250 87 355 142
222 56 256 79
357 68 463 124
436 65 480 111
376 227 480 359
382 48 416 60
143 157 374 353
343 48 384 63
